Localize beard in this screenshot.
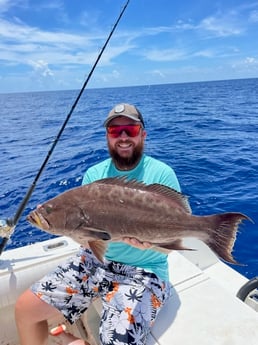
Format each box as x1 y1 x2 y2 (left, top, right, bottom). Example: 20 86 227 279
108 140 144 170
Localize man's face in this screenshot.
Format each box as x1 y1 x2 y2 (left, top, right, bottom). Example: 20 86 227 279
106 116 146 170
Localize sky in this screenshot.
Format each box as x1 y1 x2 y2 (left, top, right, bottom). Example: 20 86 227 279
1 0 258 93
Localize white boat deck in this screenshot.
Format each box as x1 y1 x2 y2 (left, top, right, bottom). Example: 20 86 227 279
149 251 258 344
0 236 257 345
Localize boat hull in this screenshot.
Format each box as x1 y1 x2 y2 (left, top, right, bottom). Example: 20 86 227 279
0 236 257 345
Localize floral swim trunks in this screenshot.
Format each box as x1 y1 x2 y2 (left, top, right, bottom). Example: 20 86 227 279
31 247 173 345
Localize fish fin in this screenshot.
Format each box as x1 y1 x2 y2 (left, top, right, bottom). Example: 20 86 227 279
94 177 191 214
154 239 195 253
203 212 250 264
80 227 111 241
147 184 191 214
88 240 107 263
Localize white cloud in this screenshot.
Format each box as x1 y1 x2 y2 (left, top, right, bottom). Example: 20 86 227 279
249 10 258 23
143 48 186 62
0 0 15 13
0 0 29 15
244 57 258 66
28 59 54 77
193 49 214 58
0 15 138 71
232 56 258 72
149 69 165 78
1 1 258 92
198 15 242 37
96 69 121 84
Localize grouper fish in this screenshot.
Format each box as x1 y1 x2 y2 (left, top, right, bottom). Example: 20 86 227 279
26 177 249 263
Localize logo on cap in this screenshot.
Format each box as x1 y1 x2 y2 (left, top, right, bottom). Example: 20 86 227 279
114 104 125 113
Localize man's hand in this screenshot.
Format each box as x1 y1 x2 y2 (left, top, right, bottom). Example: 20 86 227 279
122 237 152 250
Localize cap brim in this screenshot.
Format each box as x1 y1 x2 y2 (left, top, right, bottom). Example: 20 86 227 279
103 114 142 127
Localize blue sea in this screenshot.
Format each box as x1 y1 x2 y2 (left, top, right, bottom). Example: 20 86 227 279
0 79 257 279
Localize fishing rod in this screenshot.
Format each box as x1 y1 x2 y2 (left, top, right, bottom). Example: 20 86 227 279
0 0 130 256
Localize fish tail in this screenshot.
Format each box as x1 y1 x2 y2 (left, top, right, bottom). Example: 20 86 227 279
203 212 250 264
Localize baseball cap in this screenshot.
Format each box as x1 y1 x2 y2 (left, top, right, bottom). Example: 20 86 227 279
103 103 145 127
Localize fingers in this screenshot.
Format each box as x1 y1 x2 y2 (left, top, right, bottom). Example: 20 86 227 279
122 237 152 249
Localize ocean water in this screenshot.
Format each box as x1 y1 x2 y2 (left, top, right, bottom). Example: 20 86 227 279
0 78 257 279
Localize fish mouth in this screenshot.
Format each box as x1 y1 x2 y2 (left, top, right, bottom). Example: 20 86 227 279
27 211 50 230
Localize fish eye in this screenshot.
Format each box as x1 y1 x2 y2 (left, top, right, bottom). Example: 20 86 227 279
44 205 53 214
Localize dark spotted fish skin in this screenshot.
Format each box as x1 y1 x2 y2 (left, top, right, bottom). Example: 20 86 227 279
27 177 249 263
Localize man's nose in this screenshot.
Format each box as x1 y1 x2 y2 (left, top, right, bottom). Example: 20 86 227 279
120 130 129 138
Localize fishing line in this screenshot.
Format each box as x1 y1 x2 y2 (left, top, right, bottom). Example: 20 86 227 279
0 0 130 255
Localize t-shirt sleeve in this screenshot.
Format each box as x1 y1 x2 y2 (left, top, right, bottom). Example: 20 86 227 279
158 164 192 212
159 166 181 192
82 170 93 185
147 158 181 192
81 159 110 185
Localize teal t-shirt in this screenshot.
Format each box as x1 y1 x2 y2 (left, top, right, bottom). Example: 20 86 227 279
82 154 181 281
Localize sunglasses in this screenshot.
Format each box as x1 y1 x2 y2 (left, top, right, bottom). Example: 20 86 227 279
107 124 142 138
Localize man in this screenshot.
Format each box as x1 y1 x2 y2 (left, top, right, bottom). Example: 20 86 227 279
15 103 181 345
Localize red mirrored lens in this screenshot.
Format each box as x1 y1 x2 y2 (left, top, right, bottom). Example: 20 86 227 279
107 124 142 138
